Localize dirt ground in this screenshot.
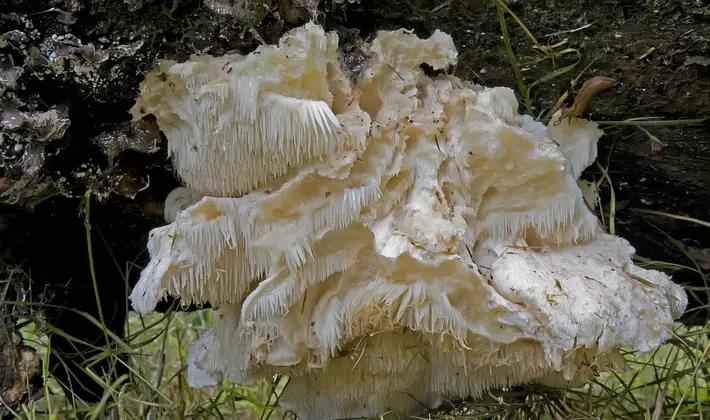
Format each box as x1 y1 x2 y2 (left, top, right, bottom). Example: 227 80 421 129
1 0 709 414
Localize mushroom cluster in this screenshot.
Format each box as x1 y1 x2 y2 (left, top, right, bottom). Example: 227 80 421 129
129 22 687 420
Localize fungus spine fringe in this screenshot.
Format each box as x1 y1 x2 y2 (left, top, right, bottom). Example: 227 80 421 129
130 22 688 420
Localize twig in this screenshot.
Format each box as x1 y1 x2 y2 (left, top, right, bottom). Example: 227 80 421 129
546 22 596 38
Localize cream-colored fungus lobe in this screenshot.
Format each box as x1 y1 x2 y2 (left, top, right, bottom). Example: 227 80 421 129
130 22 687 420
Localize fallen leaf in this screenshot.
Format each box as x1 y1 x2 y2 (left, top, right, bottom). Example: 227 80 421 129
639 127 665 152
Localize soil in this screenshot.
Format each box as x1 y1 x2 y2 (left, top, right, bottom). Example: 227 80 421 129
1 0 709 414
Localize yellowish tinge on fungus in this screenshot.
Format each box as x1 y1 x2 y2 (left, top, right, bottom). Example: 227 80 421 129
131 23 360 197
130 22 688 420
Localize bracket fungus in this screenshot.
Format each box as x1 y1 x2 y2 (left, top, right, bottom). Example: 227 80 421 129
130 22 688 420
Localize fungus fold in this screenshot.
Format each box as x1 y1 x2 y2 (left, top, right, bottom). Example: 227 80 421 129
130 22 687 420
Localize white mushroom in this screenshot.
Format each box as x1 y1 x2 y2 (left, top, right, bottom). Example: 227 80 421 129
130 23 687 420
130 22 358 197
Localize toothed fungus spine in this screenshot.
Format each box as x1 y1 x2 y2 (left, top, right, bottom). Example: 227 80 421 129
130 22 688 420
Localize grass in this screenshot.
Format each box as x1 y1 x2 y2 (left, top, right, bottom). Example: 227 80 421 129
495 0 582 117
1 5 709 420
3 307 290 420
4 307 709 419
